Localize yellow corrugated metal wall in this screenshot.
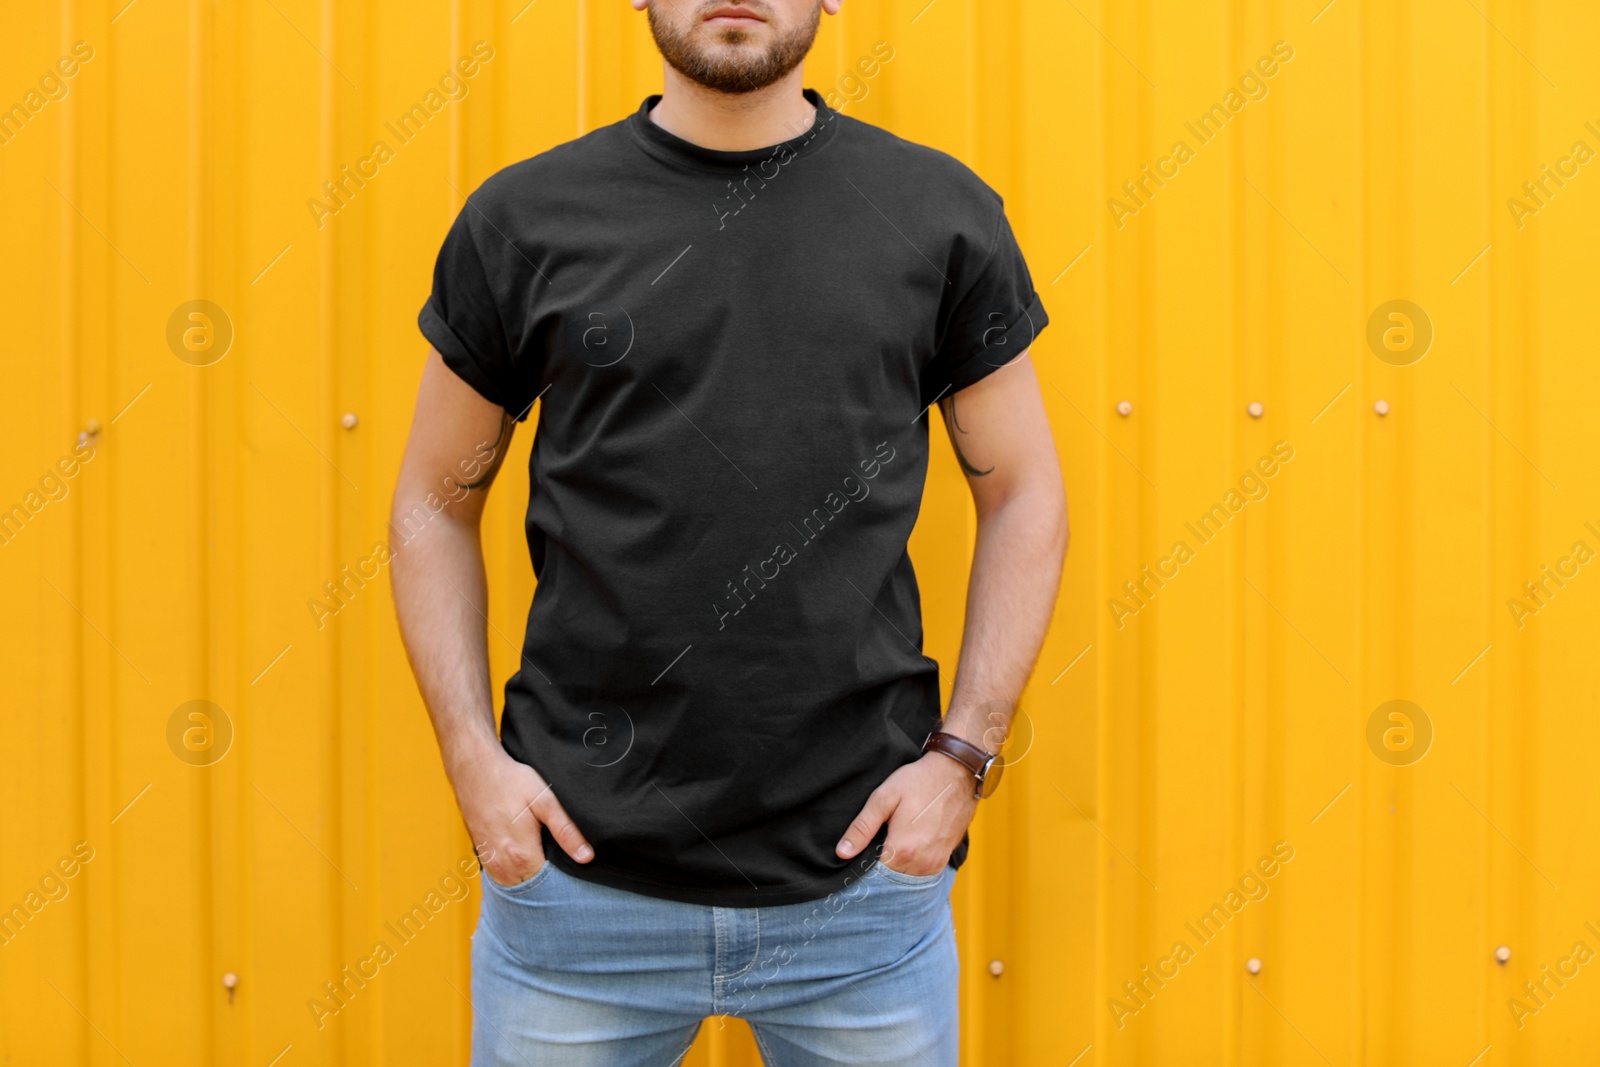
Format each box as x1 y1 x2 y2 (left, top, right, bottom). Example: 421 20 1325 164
4 0 1599 1063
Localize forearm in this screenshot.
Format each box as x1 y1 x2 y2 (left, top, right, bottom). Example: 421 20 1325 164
835 487 1065 867
390 350 589 879
391 511 503 790
941 488 1068 749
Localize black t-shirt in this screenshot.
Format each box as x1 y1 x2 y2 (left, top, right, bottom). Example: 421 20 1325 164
419 88 1047 907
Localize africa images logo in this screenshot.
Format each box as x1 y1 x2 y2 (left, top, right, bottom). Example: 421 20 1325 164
710 101 838 232
567 304 635 368
581 704 636 768
712 442 896 630
978 304 1038 368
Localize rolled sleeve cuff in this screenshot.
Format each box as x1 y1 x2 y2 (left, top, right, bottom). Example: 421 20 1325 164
418 298 530 420
935 291 1049 405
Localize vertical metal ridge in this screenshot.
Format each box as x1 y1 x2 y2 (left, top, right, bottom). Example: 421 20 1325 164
1132 0 1156 1059
1353 0 1372 1059
1503 2 1541 1054
1392 1 1416 1060
577 0 588 136
364 2 388 1060
317 0 348 1046
1091 0 1120 1059
225 0 257 1055
452 0 464 195
1221 0 1246 1062
187 0 220 1059
1089 0 1115 1054
1253 3 1290 1060
1467 0 1494 1056
59 0 90 1057
1512 3 1543 1060
962 0 976 164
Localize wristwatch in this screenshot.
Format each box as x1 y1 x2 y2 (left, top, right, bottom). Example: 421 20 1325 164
922 731 1005 799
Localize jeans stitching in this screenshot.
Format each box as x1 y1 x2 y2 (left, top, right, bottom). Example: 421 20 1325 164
712 906 728 1011
725 906 761 984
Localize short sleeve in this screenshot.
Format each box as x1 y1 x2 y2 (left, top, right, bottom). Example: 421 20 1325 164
418 198 542 421
920 207 1048 410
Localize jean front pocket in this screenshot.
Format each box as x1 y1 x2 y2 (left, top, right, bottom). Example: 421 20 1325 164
871 859 949 888
479 860 573 970
484 859 556 896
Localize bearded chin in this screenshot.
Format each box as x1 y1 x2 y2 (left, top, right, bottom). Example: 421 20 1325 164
648 4 822 95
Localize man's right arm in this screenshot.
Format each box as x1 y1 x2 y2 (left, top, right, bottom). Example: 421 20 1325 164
390 348 593 887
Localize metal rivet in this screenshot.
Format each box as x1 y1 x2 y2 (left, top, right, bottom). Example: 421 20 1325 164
1115 400 1133 417
1245 957 1262 975
1495 946 1511 965
1373 399 1390 417
988 959 1005 978
340 413 359 430
1246 401 1265 419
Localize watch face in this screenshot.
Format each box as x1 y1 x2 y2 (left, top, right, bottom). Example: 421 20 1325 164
978 754 1005 798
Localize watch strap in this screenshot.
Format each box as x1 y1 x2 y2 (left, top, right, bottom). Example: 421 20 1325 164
922 731 992 779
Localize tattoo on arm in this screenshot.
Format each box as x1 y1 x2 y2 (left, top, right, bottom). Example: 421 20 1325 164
456 411 515 492
939 395 993 478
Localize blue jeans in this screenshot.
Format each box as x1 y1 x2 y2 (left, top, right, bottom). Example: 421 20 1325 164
470 858 959 1066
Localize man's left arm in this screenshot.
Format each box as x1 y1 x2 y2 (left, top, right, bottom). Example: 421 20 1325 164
836 351 1068 874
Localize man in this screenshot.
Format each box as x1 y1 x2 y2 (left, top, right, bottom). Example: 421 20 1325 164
391 0 1067 1062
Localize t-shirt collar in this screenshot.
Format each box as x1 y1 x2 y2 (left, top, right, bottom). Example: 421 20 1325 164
627 87 839 173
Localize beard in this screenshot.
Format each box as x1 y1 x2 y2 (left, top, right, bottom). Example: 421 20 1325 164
647 1 823 95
